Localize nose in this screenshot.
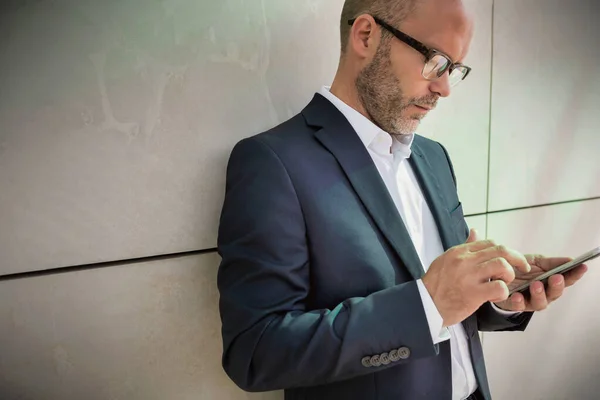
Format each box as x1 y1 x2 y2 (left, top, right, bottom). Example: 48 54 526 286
428 72 452 98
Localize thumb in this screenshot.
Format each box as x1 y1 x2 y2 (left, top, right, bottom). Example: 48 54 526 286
466 228 479 243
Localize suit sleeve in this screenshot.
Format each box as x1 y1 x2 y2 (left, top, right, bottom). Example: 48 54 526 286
436 142 534 332
217 137 440 392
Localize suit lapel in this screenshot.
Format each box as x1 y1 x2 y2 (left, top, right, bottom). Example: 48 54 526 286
408 140 478 338
303 94 425 280
409 141 459 250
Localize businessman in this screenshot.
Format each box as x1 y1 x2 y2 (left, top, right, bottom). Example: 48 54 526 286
216 0 588 399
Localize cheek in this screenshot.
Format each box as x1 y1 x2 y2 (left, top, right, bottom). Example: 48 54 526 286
390 45 425 78
389 52 428 98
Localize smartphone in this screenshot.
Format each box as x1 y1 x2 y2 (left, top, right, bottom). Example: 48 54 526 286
508 245 600 296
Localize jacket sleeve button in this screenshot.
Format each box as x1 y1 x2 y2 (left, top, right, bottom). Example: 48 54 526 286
397 346 411 360
389 349 400 362
361 356 372 368
380 352 390 365
370 355 381 367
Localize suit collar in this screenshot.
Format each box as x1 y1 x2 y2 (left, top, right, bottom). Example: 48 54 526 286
316 86 415 159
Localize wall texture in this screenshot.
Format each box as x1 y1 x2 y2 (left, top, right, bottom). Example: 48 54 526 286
0 0 598 399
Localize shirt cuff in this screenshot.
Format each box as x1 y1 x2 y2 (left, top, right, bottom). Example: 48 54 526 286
416 279 451 344
490 301 522 317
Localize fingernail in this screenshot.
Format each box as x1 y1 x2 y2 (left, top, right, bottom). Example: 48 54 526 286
513 296 522 303
535 285 543 294
553 277 563 286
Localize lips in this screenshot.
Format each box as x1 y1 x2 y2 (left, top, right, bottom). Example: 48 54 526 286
415 104 434 111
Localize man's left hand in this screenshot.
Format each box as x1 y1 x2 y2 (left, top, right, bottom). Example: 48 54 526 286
494 254 588 312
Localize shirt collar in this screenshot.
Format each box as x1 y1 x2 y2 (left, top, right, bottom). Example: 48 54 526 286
317 86 414 159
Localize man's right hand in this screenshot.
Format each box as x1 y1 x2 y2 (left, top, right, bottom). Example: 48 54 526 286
421 228 531 327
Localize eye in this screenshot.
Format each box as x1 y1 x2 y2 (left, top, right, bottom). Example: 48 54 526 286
423 54 450 79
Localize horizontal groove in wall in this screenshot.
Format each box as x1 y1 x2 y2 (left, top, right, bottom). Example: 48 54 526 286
465 196 600 218
0 247 218 282
1 196 598 282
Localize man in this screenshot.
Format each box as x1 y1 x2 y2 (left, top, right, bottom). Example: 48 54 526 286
216 0 588 399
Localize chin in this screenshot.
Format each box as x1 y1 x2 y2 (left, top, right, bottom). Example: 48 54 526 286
390 119 419 134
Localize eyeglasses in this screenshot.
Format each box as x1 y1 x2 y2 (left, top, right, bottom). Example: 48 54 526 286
348 16 472 87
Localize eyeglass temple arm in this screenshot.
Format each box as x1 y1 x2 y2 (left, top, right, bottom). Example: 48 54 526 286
347 17 431 58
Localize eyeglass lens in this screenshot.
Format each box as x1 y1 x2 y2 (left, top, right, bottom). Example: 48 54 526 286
423 54 467 87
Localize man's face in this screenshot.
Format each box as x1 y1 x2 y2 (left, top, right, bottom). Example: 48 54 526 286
355 0 473 136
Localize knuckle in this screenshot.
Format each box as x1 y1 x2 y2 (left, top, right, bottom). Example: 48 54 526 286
453 250 469 264
448 246 461 257
496 244 509 256
495 257 512 272
502 258 514 271
454 247 467 257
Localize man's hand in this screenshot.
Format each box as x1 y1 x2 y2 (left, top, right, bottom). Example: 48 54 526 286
494 253 588 312
422 228 532 327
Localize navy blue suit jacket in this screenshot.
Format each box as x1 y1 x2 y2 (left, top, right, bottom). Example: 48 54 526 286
217 94 532 400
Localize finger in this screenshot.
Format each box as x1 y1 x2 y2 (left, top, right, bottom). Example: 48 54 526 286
563 264 588 287
525 253 545 265
479 258 516 284
496 293 526 312
507 292 526 311
526 281 548 311
465 228 479 243
544 274 565 303
480 279 509 303
463 239 497 252
473 245 531 274
532 255 573 271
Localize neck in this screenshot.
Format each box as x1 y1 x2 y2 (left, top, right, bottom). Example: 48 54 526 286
329 71 371 123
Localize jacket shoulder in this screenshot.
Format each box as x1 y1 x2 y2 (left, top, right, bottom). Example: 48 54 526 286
246 113 312 147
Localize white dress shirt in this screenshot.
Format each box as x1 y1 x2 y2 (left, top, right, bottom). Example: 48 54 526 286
318 86 516 400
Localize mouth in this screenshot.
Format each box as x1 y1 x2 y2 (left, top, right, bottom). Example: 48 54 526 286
412 104 433 112
414 104 434 111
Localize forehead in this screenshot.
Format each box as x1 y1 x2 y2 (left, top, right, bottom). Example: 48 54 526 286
398 0 474 62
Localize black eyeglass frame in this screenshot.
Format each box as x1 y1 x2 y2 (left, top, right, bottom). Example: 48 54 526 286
348 16 472 83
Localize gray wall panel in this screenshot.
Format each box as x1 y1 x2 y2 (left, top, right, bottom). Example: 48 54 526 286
484 199 600 399
488 0 600 211
0 0 343 275
0 252 282 400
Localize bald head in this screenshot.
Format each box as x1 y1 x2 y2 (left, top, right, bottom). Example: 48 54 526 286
340 0 423 54
339 0 472 56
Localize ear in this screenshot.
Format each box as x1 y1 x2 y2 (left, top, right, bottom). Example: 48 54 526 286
347 14 380 59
